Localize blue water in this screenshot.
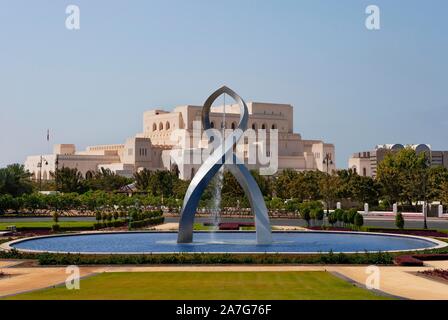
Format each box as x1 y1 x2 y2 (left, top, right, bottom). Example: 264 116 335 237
11 232 439 254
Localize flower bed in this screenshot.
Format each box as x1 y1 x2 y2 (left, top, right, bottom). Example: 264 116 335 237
394 254 448 266
419 269 448 281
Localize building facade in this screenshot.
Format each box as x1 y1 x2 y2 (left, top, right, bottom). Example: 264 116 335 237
348 144 448 177
25 101 336 181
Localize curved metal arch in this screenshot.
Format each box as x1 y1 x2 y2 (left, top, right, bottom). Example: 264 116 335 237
177 86 272 244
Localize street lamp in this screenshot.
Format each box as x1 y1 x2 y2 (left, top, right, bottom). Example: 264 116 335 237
323 153 333 215
38 155 49 191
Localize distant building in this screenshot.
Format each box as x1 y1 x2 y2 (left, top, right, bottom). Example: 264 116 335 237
348 144 448 177
25 101 336 181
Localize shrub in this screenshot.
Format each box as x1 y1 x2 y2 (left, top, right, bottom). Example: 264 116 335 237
333 209 344 226
328 212 337 226
347 208 358 225
395 212 405 229
95 211 102 222
300 207 311 227
354 212 364 229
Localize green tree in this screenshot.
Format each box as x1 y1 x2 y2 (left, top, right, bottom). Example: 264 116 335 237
84 168 132 191
0 164 33 196
441 180 448 206
52 167 84 193
377 148 428 206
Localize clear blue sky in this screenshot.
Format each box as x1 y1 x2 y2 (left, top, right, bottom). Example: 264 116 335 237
1 0 447 168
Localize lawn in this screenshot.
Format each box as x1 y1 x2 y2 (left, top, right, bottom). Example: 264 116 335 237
6 271 392 300
0 221 95 230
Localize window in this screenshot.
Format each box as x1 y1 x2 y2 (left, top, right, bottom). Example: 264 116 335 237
231 122 236 130
210 121 215 128
363 168 367 176
252 123 257 130
166 121 170 130
271 124 277 129
261 123 266 130
159 122 163 130
152 123 157 131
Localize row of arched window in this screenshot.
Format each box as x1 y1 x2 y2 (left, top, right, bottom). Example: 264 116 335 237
152 121 172 131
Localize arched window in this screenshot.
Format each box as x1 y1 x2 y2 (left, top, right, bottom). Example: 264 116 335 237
166 121 170 130
231 122 236 130
271 124 277 129
261 123 267 130
363 168 367 177
252 123 257 130
210 121 215 128
159 122 163 130
153 123 157 131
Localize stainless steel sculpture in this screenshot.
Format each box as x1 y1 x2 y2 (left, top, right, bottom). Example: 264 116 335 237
177 86 272 244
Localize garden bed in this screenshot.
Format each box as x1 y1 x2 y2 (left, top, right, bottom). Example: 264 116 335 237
394 254 448 266
418 269 448 282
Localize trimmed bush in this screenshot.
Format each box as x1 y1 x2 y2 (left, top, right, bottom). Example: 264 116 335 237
354 212 364 229
395 212 405 229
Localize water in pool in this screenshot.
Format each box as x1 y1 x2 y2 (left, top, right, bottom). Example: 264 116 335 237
11 231 440 253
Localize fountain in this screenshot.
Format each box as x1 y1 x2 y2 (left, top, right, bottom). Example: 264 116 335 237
177 86 272 244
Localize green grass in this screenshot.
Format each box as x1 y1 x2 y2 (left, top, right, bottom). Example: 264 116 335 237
193 223 214 230
5 271 392 300
0 221 95 230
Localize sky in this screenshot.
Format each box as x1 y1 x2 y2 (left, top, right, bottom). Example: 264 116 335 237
0 0 447 168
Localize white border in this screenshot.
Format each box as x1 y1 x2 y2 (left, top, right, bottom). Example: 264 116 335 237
1 230 447 255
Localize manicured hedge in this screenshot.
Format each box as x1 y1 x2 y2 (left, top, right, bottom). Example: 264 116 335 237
129 216 164 229
93 220 127 230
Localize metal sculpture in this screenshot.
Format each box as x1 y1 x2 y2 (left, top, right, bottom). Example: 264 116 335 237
177 86 272 244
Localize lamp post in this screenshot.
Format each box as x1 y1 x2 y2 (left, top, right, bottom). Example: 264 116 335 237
38 155 49 192
422 167 428 230
323 153 333 215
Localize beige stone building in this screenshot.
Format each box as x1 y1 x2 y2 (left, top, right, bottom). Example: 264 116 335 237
25 102 336 181
348 144 448 178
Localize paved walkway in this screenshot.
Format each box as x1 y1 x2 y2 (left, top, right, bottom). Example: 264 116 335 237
1 260 447 299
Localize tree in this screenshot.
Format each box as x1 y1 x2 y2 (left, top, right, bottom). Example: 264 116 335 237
319 173 340 212
377 148 428 206
350 175 379 205
274 169 298 199
441 180 448 206
134 169 152 191
427 166 448 201
52 167 83 193
84 168 132 191
0 164 33 196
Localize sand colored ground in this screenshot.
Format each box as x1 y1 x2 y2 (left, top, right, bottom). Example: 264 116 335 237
1 260 448 299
